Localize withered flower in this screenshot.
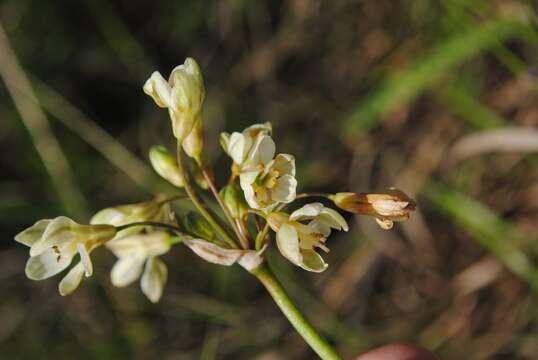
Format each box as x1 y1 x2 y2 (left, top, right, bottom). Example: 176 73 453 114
330 188 416 229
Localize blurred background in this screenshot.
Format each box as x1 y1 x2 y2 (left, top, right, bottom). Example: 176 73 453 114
1 1 538 359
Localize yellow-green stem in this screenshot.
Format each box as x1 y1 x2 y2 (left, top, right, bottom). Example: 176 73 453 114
196 159 249 249
176 144 239 249
251 264 343 360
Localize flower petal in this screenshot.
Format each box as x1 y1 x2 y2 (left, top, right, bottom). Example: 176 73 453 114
58 262 86 296
110 256 145 287
106 232 171 259
299 249 328 273
77 244 93 277
375 218 394 230
15 219 50 248
30 216 76 257
272 153 295 176
290 203 324 221
276 223 302 266
319 207 349 232
143 71 173 108
25 248 73 280
271 174 297 203
248 135 275 166
141 257 167 303
228 132 249 165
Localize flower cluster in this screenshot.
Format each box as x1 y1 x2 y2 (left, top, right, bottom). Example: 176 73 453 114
14 57 415 304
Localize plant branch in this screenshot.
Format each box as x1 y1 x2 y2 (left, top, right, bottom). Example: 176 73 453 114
251 264 343 360
196 159 249 249
295 192 332 200
176 144 239 249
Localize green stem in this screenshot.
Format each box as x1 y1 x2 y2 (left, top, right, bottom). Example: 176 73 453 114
196 159 249 249
116 221 185 235
295 192 332 200
176 143 239 249
251 264 343 360
255 223 270 250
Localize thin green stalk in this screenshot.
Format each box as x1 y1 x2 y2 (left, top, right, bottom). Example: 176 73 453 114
196 160 249 249
255 223 270 250
176 144 239 249
116 221 184 234
295 192 332 200
251 264 343 360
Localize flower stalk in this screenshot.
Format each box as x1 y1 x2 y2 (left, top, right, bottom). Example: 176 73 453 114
251 264 343 360
176 143 239 249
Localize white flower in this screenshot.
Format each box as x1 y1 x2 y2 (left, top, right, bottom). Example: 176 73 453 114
267 203 348 272
143 57 205 142
106 232 171 303
221 122 273 169
14 217 117 295
240 153 297 211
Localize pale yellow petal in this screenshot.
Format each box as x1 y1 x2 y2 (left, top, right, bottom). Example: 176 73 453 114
276 223 302 267
110 256 145 287
15 219 50 247
140 257 167 303
58 262 85 296
25 248 73 280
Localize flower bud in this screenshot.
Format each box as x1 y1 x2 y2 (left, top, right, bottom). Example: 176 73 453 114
182 118 203 160
330 188 416 230
149 146 184 187
182 212 216 242
143 57 205 142
90 198 166 227
220 183 248 219
193 166 210 190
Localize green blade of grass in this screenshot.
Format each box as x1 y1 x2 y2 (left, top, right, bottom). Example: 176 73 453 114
424 181 538 293
0 22 87 218
343 18 531 135
440 85 507 129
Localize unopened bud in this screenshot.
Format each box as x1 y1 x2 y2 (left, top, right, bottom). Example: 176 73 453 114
220 184 248 219
330 189 416 230
193 166 210 190
182 212 216 242
182 119 204 160
149 146 184 187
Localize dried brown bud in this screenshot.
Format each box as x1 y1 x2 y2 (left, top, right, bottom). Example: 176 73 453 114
330 188 416 230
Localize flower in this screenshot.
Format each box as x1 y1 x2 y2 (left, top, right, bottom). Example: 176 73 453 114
240 153 297 211
330 188 416 229
106 232 171 303
220 122 273 170
14 217 117 295
221 122 297 211
267 203 348 272
143 57 205 143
